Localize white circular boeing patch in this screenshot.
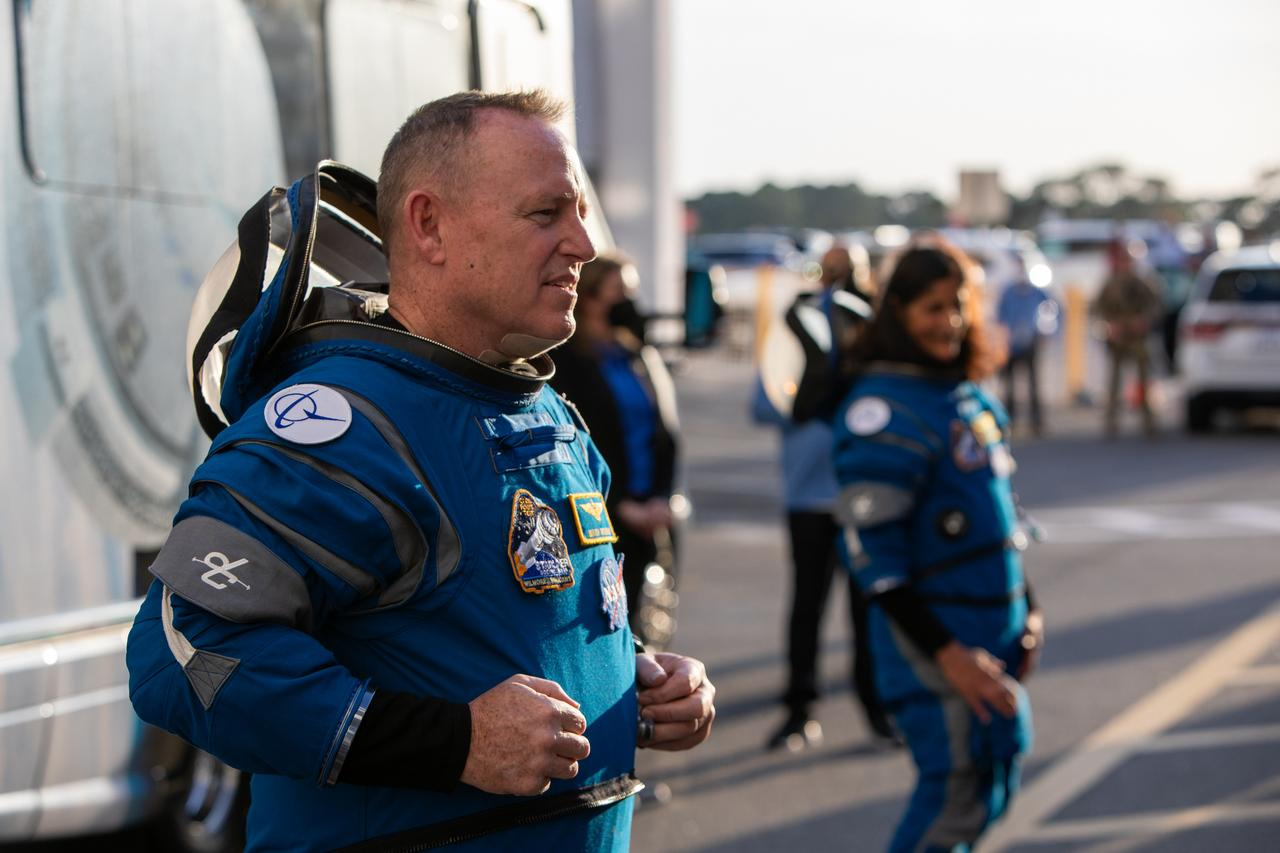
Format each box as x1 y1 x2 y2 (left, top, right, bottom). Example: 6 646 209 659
264 384 352 444
846 397 891 436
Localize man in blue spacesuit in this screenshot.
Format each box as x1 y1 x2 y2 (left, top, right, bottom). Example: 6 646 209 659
126 90 715 852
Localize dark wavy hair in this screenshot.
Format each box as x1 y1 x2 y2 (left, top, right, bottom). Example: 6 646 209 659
849 238 1002 381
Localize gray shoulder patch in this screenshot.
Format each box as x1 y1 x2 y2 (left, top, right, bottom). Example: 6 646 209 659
834 482 916 528
184 650 240 711
150 516 315 631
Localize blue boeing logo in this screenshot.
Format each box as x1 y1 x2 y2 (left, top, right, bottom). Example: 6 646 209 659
272 389 346 430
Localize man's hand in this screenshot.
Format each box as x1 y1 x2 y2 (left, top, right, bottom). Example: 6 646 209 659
1017 609 1045 681
461 675 590 796
935 641 1019 725
636 652 715 751
617 499 673 538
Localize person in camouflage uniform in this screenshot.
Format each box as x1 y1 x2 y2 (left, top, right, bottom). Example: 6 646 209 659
1093 240 1163 436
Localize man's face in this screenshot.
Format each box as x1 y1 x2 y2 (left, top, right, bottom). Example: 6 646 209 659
441 111 596 352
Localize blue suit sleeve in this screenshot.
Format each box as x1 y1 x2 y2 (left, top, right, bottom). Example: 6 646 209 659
128 581 371 784
832 401 938 597
126 438 424 786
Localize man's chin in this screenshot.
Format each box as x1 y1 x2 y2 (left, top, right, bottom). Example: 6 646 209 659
495 321 573 360
534 314 575 344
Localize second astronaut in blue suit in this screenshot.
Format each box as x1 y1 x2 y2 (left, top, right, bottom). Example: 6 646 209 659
832 242 1044 852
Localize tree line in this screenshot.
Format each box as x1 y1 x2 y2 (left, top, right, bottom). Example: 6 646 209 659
686 163 1280 239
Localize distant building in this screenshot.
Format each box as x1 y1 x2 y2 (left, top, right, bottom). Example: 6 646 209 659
954 170 1010 227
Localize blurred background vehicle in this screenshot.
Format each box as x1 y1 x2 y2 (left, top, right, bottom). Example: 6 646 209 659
839 225 911 285
683 260 728 348
1177 242 1280 432
1038 219 1167 296
686 231 820 356
938 227 1055 317
686 231 806 309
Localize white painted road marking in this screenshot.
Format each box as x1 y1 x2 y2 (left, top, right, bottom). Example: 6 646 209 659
982 598 1280 851
1032 501 1280 543
697 501 1280 546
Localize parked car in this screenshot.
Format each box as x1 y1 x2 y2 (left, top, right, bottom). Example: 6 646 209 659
1178 243 1280 431
838 225 911 285
687 231 802 270
686 231 811 314
935 228 1055 324
1036 219 1180 295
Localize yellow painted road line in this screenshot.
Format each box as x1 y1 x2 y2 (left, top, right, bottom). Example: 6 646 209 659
982 598 1280 852
1025 802 1280 844
1230 665 1280 686
1139 723 1280 753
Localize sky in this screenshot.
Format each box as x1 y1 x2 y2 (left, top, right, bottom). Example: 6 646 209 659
672 0 1280 202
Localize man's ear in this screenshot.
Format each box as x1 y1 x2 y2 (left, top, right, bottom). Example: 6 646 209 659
403 190 447 266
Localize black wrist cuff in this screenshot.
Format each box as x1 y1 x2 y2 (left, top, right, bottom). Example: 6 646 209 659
337 690 472 791
876 586 953 657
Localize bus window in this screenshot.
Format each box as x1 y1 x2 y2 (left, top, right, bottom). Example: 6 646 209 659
474 0 574 106
325 0 470 177
16 0 282 202
15 0 129 187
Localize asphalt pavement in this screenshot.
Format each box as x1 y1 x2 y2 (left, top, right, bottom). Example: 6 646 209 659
632 346 1280 853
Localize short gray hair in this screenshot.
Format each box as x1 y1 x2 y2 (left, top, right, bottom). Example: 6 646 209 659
377 89 568 254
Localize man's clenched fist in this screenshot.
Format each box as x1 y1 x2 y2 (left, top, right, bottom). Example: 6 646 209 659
461 675 591 796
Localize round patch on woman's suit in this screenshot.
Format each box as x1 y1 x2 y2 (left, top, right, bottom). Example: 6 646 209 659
264 384 352 444
846 397 892 436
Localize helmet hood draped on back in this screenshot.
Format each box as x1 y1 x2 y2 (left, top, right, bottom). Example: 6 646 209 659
186 161 386 438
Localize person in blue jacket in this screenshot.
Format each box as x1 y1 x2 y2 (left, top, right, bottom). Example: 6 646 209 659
126 90 715 852
831 241 1044 852
996 259 1058 437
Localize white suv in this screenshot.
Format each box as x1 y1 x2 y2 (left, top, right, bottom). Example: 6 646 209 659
1178 242 1280 431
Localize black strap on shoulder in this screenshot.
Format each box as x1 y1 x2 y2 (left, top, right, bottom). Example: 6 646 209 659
912 538 1014 584
331 773 644 853
918 584 1026 608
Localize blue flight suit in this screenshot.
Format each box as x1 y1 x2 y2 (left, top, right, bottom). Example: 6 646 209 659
832 363 1033 853
127 326 641 852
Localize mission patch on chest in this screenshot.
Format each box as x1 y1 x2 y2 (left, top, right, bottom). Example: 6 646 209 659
508 489 575 593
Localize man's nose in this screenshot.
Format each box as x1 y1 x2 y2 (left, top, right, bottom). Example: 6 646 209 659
563 214 597 264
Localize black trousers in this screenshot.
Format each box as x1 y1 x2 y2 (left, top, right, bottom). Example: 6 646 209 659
783 511 884 722
1002 344 1042 429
